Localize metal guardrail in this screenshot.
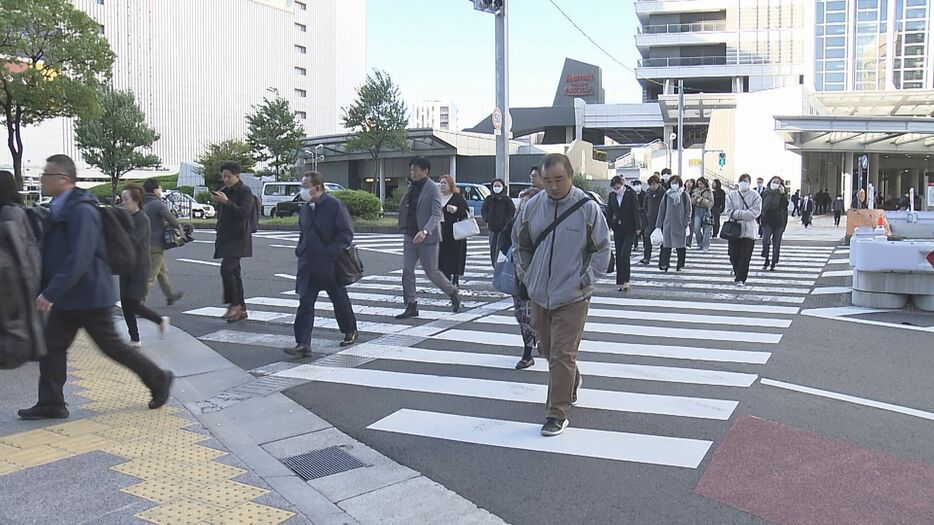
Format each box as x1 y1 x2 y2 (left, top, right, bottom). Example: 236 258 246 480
638 56 772 68
638 22 727 34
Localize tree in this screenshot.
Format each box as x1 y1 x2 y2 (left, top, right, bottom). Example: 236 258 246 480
246 92 304 181
195 139 256 189
75 89 161 202
0 0 115 189
341 70 408 202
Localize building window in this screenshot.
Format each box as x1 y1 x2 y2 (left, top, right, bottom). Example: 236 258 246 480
296 111 307 120
295 89 307 98
295 44 307 54
295 67 307 76
295 23 306 32
97 0 104 4
99 24 105 34
296 1 307 10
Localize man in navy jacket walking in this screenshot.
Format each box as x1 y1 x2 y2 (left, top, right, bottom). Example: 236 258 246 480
285 170 358 358
18 154 173 420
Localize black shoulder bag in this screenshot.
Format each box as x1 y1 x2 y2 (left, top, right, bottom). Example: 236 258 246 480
309 206 364 286
719 193 749 241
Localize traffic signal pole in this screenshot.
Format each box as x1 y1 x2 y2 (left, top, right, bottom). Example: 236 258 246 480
495 1 510 185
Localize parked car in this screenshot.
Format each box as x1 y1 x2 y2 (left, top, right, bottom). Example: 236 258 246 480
272 183 349 217
455 183 491 216
261 181 346 216
163 190 216 219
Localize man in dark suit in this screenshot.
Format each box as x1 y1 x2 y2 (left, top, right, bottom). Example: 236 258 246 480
211 161 254 323
607 176 642 291
19 154 172 420
286 170 358 357
396 157 460 319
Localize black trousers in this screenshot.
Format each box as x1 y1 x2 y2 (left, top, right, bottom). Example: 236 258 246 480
642 229 653 261
38 308 166 407
121 298 163 342
760 224 784 266
729 238 756 283
614 233 635 284
294 274 358 345
712 213 722 237
659 247 685 270
220 257 245 307
833 211 842 226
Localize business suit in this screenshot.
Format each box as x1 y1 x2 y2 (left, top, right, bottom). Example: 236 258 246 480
606 187 642 285
397 177 458 308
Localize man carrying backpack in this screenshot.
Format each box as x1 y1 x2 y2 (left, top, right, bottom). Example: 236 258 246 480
18 155 173 420
211 161 255 323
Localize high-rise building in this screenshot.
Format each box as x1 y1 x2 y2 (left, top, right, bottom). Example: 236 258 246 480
412 100 459 131
2 0 366 179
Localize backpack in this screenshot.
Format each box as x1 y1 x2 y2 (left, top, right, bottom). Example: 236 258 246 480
250 195 260 233
98 206 137 275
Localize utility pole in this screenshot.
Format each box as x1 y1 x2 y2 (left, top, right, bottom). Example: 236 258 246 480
677 79 684 179
472 0 509 185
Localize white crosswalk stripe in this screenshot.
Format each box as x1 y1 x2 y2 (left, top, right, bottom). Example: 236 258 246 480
187 238 836 468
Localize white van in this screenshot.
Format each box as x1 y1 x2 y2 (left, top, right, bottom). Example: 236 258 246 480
261 182 301 217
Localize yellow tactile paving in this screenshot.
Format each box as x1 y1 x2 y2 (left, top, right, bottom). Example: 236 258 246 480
0 334 295 524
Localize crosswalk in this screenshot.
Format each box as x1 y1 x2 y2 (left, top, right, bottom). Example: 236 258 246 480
183 235 838 470
252 231 493 257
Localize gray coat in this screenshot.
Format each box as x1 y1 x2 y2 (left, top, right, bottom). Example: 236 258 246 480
142 193 180 253
119 211 152 301
397 178 442 244
655 189 692 249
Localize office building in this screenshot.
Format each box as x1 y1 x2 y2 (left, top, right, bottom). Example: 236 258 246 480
412 100 459 131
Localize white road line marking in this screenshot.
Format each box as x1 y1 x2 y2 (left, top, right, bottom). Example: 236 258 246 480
598 275 817 287
799 307 934 333
275 273 296 280
432 329 771 364
274 366 738 420
343 345 757 387
760 379 934 421
614 280 811 296
280 290 488 309
269 244 297 249
200 330 295 348
350 281 504 299
245 297 456 320
184 306 291 322
368 409 713 468
183 306 408 333
589 297 799 315
811 286 851 295
821 269 853 277
191 240 213 244
826 258 850 265
177 258 221 267
583 307 792 328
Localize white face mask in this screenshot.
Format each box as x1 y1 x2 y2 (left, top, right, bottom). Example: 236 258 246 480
770 182 780 190
739 181 750 191
493 185 504 194
670 183 681 192
299 188 313 202
662 175 671 181
632 185 642 194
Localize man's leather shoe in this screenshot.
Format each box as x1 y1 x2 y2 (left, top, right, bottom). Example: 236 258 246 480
395 303 419 319
167 292 184 306
149 371 174 409
284 344 312 357
451 292 461 313
17 404 69 421
340 331 358 347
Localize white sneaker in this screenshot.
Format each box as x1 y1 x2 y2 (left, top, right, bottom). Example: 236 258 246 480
128 341 142 349
735 281 745 288
159 316 170 337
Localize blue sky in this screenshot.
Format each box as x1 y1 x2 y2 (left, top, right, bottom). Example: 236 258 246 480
367 0 643 129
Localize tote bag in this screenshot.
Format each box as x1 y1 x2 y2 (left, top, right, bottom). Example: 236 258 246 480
492 249 520 296
453 211 480 240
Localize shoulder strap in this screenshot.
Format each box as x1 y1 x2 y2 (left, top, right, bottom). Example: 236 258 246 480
532 197 589 252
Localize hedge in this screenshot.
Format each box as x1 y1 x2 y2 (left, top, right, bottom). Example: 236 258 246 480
331 189 381 220
89 174 178 201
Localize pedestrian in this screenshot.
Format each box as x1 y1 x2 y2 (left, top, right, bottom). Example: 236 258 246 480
607 175 642 291
509 166 544 370
759 176 788 271
286 171 358 357
0 170 41 287
640 174 664 264
725 173 762 287
481 177 516 267
755 177 766 195
684 178 696 246
438 174 469 286
18 154 172 420
655 175 691 272
211 161 254 323
832 194 844 227
631 179 644 253
395 157 461 319
660 168 672 189
791 190 800 217
711 179 726 237
800 193 814 227
119 183 170 348
512 153 610 436
898 193 910 211
142 178 184 305
690 177 714 251
822 189 832 214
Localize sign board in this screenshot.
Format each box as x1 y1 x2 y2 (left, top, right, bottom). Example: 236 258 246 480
564 74 595 97
688 159 702 167
859 154 869 170
846 209 890 237
491 108 503 130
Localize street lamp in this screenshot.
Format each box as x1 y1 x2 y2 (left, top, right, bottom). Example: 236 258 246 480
469 0 509 185
668 132 676 171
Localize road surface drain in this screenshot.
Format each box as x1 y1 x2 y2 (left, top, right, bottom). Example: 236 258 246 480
281 446 366 481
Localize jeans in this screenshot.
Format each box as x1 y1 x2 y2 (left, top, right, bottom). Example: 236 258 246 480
38 308 167 407
121 298 163 342
729 238 756 283
146 250 175 299
531 299 589 420
613 232 635 284
659 247 685 270
760 224 784 266
402 236 456 306
692 208 711 250
220 257 245 307
294 272 357 345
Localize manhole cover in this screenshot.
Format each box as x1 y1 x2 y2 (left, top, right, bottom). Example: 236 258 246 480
281 446 366 481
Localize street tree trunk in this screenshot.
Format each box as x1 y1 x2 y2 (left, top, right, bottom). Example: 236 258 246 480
3 101 25 190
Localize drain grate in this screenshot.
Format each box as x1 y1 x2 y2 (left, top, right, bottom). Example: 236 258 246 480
281 446 366 481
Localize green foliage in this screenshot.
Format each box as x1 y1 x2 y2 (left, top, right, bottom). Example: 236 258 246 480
0 0 115 188
573 172 594 193
245 93 304 181
75 89 161 202
177 185 194 196
195 139 256 189
195 191 212 204
341 70 408 198
383 181 409 212
89 174 177 201
593 150 607 162
331 189 381 220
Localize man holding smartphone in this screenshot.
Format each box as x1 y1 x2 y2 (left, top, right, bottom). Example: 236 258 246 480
211 161 254 323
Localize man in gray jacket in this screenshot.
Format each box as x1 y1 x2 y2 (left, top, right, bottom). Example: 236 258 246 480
395 157 461 319
142 179 183 305
512 153 610 436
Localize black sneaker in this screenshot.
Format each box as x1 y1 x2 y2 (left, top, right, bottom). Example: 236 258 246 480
17 404 69 421
340 331 358 347
639 259 650 265
149 371 174 410
540 417 568 437
571 373 583 406
284 344 312 358
167 292 184 306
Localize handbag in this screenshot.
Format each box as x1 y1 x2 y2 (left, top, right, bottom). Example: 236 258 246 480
310 209 364 286
452 210 480 240
492 249 520 295
719 193 750 241
163 224 193 250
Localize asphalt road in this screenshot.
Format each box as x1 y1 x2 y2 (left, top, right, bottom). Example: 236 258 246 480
145 225 934 525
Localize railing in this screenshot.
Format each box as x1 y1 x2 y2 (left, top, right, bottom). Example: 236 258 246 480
638 56 772 68
703 168 736 190
638 22 727 34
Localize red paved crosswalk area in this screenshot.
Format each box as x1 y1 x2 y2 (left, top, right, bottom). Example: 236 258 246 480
695 416 934 525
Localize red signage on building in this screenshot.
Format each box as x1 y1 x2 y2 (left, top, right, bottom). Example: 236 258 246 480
564 73 594 96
